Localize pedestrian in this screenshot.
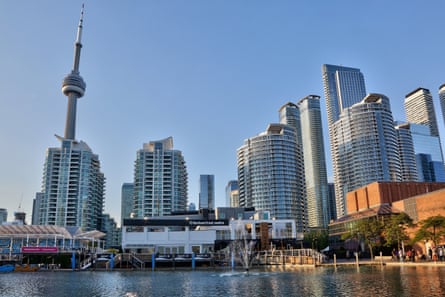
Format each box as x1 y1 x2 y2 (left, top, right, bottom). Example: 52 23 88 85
406 249 412 262
392 248 397 261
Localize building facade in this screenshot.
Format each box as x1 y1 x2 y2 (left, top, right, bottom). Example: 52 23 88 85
407 124 445 182
199 175 215 210
322 64 367 218
439 84 445 126
297 95 330 228
225 180 239 207
121 183 134 225
133 137 188 218
332 94 402 213
405 88 440 137
101 213 121 248
345 181 445 215
237 124 306 231
35 10 105 231
122 216 298 254
394 123 419 182
0 209 7 225
38 140 105 230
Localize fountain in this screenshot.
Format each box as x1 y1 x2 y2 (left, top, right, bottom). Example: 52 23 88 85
230 219 257 273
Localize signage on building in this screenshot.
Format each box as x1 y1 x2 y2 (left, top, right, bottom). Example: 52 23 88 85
21 246 59 253
188 220 227 226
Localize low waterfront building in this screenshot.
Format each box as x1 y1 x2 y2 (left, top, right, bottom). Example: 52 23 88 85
121 210 300 254
0 225 105 258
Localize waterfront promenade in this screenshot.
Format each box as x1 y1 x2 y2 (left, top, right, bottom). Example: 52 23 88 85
319 257 445 268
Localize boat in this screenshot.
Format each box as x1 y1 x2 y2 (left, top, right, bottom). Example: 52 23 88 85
0 264 15 273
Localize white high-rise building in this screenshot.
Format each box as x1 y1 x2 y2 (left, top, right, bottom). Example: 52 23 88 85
405 88 440 137
133 137 188 218
296 95 330 227
237 124 306 231
405 87 445 181
394 123 419 182
333 94 402 206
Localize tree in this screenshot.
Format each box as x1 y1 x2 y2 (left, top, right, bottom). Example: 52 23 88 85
303 230 328 251
341 217 384 259
384 212 413 250
413 215 445 245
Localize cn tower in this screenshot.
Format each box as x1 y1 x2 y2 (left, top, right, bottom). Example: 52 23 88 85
61 5 86 140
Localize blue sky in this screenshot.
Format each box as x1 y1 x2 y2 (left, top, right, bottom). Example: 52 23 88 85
1 1 445 224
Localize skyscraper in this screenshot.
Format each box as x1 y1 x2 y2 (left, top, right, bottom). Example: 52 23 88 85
35 7 105 231
237 124 306 231
439 84 445 126
121 183 134 225
394 123 419 182
333 94 401 210
296 95 330 228
322 64 367 218
405 88 440 137
199 175 215 210
32 192 43 225
0 209 7 225
225 180 239 207
404 87 445 181
405 124 445 182
133 137 188 218
322 64 367 127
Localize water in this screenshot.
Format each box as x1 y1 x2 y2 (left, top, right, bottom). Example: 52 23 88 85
0 266 444 297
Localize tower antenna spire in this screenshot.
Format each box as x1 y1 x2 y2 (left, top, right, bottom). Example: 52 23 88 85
61 4 87 140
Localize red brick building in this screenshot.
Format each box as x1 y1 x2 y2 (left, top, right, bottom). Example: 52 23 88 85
346 182 445 217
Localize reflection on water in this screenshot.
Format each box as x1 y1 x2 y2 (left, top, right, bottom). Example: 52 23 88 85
0 266 444 297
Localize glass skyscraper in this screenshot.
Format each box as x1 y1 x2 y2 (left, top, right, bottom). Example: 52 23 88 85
133 137 188 218
121 183 134 225
322 64 367 218
404 87 445 181
408 124 445 182
322 64 367 127
199 175 215 210
237 124 306 231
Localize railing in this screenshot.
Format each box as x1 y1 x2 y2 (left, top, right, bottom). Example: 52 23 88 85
130 253 144 269
213 248 326 267
80 255 92 270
